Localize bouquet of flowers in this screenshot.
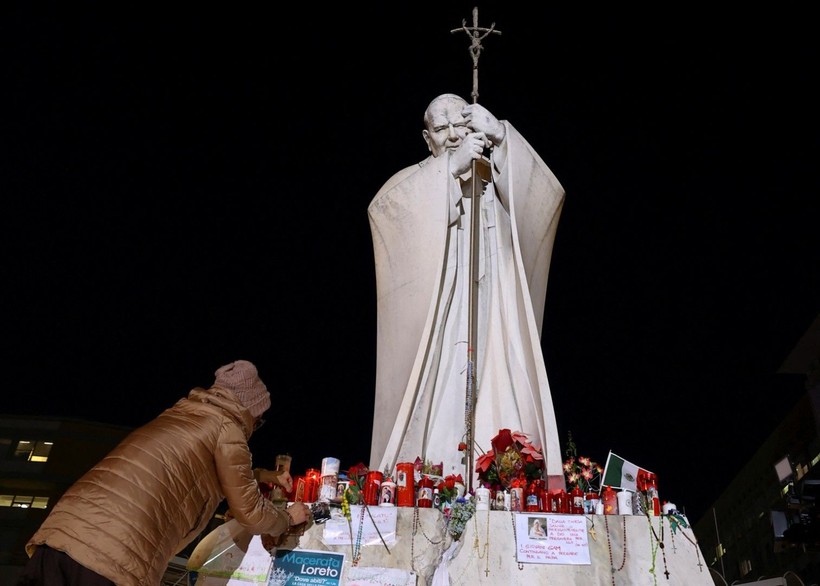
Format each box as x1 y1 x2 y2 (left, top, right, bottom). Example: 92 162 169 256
475 429 544 490
562 431 602 493
344 462 369 505
413 457 443 479
445 497 475 540
436 473 465 504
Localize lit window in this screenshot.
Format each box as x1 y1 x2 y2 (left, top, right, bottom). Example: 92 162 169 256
30 441 53 462
14 440 53 462
0 495 49 509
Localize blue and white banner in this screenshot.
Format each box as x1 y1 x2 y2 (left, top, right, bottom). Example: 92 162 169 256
270 549 345 586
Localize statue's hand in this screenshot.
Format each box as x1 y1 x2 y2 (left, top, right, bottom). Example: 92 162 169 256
449 132 488 177
463 103 506 145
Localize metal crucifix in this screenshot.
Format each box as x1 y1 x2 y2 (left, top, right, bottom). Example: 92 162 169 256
451 7 501 491
451 7 502 104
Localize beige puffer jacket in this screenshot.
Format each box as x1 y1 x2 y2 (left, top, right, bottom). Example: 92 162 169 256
26 385 290 586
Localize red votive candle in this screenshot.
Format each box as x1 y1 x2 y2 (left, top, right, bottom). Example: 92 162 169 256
304 468 321 503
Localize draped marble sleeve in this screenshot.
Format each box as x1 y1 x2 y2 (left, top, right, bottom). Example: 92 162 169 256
495 123 566 487
367 154 454 471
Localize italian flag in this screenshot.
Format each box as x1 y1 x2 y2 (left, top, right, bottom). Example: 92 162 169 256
601 451 652 492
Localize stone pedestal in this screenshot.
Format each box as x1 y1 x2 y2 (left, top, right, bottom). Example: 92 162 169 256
192 508 713 585
293 508 713 585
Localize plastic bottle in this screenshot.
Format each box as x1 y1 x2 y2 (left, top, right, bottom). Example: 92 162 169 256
646 473 661 516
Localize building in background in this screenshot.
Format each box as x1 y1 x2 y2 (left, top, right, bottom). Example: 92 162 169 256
0 416 132 584
1 415 232 585
694 314 820 584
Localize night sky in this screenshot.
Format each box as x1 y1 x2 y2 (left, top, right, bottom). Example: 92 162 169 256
4 3 819 526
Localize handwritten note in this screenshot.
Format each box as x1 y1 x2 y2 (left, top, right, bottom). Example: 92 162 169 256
514 513 590 565
322 505 398 547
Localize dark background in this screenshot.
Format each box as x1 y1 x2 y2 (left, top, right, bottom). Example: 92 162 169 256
3 3 818 526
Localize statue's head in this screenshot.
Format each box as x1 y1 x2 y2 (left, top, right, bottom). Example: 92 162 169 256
422 94 469 157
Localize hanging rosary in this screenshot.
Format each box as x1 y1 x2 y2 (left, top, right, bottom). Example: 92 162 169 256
587 514 598 541
659 518 669 579
644 513 669 582
509 511 524 570
473 508 491 576
413 503 445 544
351 504 366 566
676 523 705 572
603 514 627 586
410 503 444 574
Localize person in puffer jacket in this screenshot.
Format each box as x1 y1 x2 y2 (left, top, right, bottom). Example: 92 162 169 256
16 359 311 586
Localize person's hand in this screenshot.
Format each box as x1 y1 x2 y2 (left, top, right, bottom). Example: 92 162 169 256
286 502 311 526
449 131 489 177
462 103 506 146
257 469 293 492
273 470 293 493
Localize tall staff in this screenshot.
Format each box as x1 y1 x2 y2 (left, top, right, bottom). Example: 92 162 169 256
451 7 501 491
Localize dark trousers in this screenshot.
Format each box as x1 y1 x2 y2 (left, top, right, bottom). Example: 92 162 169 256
16 545 115 586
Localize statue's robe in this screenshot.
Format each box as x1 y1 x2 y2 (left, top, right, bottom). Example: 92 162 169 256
368 122 566 489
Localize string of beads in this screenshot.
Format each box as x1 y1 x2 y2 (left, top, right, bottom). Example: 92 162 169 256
410 503 445 574
351 504 366 566
604 513 627 586
473 508 491 576
510 511 524 570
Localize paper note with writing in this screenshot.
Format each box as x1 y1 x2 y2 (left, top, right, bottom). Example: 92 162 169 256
514 513 591 565
321 505 398 547
346 566 416 585
187 520 272 583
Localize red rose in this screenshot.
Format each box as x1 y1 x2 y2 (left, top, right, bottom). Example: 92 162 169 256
491 429 514 454
347 462 369 480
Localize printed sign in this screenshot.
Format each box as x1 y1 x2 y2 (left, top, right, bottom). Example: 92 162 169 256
270 549 345 586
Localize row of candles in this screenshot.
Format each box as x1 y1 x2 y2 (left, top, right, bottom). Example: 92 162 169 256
260 459 428 507
260 456 666 517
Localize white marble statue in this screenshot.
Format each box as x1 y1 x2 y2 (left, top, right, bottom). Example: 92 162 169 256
368 93 565 490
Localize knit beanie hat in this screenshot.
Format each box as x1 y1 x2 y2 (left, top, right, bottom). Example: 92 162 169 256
213 360 271 419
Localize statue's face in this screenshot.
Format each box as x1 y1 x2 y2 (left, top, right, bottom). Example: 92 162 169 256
423 96 470 157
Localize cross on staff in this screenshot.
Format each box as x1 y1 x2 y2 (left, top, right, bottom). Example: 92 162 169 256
450 7 502 104
450 6 501 491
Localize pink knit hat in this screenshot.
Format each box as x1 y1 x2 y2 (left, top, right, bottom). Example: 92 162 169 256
213 360 271 419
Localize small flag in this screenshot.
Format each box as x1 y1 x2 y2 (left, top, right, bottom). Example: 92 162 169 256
600 451 652 492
